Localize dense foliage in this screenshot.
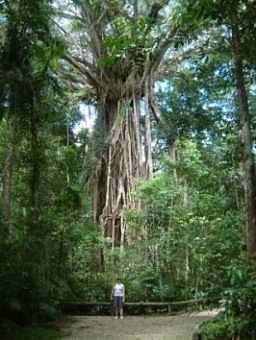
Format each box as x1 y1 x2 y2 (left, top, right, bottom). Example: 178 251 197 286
0 0 256 339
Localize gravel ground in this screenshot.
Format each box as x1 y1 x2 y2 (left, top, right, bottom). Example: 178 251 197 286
62 314 214 340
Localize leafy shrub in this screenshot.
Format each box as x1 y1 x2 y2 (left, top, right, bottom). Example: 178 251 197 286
194 260 256 339
195 315 250 339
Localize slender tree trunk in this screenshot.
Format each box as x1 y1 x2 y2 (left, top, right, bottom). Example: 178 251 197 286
232 26 256 257
28 120 40 210
120 215 125 251
183 182 189 282
144 80 153 178
133 94 142 178
66 123 70 184
149 88 177 179
2 113 18 222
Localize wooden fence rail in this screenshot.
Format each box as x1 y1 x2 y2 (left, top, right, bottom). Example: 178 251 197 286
63 298 209 315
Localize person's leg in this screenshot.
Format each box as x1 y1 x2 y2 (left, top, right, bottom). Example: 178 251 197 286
113 297 118 318
119 297 124 319
118 297 123 318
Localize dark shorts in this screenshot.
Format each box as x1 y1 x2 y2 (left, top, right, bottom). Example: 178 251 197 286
113 296 123 308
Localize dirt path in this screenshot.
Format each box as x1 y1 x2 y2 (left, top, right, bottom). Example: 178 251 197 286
62 314 214 340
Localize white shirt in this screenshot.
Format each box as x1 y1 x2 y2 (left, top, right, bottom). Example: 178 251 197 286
113 283 124 297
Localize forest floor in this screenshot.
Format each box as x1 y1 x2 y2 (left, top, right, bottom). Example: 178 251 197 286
61 310 219 340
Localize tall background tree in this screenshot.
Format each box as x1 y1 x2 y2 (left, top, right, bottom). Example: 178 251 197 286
58 0 213 256
182 0 256 257
0 0 87 325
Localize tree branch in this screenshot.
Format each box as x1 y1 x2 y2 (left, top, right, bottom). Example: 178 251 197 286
63 53 100 87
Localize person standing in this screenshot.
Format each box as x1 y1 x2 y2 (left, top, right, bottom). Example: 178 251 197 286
111 277 125 319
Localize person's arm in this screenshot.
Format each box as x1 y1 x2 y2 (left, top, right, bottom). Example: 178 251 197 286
123 284 125 303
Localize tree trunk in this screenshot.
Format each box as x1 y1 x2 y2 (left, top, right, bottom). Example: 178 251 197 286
144 80 153 178
2 113 18 222
98 97 144 251
232 26 256 257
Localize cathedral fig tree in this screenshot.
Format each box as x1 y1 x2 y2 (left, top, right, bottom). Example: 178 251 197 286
57 0 209 257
